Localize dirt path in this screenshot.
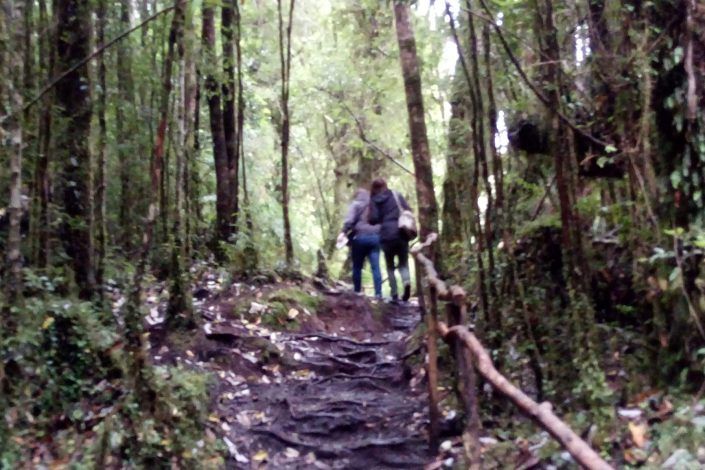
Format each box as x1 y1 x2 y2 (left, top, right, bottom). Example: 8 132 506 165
151 280 432 469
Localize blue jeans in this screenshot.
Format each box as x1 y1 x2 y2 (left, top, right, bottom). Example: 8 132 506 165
351 233 382 297
382 238 410 298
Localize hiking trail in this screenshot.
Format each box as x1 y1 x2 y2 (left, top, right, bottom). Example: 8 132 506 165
148 274 447 469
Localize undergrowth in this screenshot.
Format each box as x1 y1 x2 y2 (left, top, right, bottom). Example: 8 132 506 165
0 269 222 468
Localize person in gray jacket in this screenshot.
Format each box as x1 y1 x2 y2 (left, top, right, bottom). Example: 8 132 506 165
341 188 382 298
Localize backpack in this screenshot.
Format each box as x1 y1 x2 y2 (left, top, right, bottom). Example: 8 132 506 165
392 192 418 240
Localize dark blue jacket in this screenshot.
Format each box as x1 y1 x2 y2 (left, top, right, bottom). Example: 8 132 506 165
369 189 411 242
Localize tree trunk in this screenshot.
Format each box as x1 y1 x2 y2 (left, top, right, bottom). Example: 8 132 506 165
441 67 471 272
278 0 295 267
55 0 95 300
534 0 585 282
235 0 258 271
95 0 107 291
393 1 441 266
202 5 231 249
32 0 53 268
222 2 239 233
117 0 137 252
2 0 25 304
167 1 195 328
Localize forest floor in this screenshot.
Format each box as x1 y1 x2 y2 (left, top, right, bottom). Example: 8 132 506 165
146 271 466 469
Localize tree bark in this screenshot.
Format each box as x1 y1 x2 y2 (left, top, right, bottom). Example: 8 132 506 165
117 0 137 251
441 67 471 271
55 0 95 300
167 0 195 328
222 1 239 233
202 5 231 248
95 0 107 291
393 1 441 267
2 0 25 303
278 0 295 267
534 0 585 283
32 0 53 268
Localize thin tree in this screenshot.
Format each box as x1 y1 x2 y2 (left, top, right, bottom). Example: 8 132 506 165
235 0 258 270
2 0 25 304
392 1 441 265
278 0 295 267
166 0 196 327
32 0 53 268
222 0 239 232
202 4 231 249
95 0 108 291
117 0 137 250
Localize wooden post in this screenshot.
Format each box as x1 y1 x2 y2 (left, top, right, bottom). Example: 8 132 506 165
426 286 441 452
459 343 482 469
447 301 481 468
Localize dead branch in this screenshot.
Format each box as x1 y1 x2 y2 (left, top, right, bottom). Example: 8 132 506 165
438 322 613 470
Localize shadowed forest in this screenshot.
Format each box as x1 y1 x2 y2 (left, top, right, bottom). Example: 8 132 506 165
1 0 705 468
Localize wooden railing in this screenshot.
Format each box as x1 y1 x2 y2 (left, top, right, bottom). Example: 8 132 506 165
411 234 613 470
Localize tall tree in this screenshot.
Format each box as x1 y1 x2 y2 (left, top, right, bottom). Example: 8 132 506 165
222 0 239 232
234 0 258 270
1 0 25 303
55 0 95 299
167 0 195 327
533 0 585 283
117 0 137 250
32 0 53 268
202 4 231 249
278 0 295 267
95 0 107 291
392 1 441 266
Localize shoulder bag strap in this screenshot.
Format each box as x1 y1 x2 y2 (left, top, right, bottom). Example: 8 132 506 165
392 191 402 212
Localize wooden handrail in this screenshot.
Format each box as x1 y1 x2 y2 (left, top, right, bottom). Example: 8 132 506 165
412 233 614 470
438 322 612 470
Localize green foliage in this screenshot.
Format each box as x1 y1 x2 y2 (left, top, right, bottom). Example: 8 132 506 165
0 271 220 467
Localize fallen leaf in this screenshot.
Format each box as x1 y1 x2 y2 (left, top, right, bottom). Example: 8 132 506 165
284 447 300 458
42 317 54 329
236 411 252 427
252 449 269 462
223 437 248 463
249 302 268 314
628 421 648 448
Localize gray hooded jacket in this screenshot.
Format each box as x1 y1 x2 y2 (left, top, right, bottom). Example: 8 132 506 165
342 189 380 239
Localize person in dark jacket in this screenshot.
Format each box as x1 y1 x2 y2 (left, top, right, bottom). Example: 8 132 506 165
341 188 382 298
368 178 411 302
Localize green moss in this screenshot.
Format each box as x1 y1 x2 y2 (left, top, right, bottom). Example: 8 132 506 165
257 287 323 330
516 213 561 238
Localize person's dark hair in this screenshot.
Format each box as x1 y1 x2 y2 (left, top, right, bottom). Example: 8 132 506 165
370 178 387 195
